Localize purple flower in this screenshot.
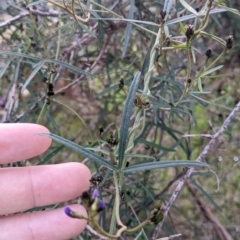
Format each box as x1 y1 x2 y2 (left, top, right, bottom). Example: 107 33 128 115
97 200 105 212
64 206 73 218
92 188 99 199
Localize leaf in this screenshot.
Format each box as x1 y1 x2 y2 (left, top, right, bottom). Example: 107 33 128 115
0 51 94 77
121 0 134 59
37 145 65 165
95 79 132 98
198 65 223 78
124 153 156 160
0 59 12 78
136 138 175 152
192 180 221 211
219 4 240 17
165 8 226 26
197 78 203 92
163 0 174 20
39 133 118 171
124 160 211 173
179 0 198 16
21 60 45 92
179 22 186 34
118 71 141 168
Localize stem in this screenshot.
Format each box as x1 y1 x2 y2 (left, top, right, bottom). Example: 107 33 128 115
113 171 125 227
37 100 48 124
27 8 48 58
52 99 93 142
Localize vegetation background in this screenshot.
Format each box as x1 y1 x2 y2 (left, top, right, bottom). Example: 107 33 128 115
0 0 240 239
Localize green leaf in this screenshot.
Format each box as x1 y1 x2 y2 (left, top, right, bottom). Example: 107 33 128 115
179 0 198 16
198 65 223 78
118 71 141 168
219 4 240 17
39 133 118 171
197 78 203 92
121 0 134 59
165 9 226 26
37 145 65 165
0 59 12 78
124 153 156 160
137 138 175 152
0 51 94 77
21 60 45 92
124 160 211 173
179 22 186 34
163 0 174 20
95 79 132 98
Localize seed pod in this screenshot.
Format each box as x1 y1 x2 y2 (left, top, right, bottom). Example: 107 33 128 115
226 35 233 50
185 25 194 40
206 48 212 58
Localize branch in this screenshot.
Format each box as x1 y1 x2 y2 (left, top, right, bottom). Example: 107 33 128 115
186 182 233 240
152 101 240 239
0 9 63 28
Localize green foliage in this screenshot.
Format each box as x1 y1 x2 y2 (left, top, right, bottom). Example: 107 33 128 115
1 0 240 239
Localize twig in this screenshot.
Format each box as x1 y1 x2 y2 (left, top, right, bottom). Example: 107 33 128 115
86 224 108 240
182 134 213 139
156 234 182 240
152 101 240 239
0 9 63 28
186 182 233 240
54 33 112 94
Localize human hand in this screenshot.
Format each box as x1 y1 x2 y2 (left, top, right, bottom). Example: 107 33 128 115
0 123 91 240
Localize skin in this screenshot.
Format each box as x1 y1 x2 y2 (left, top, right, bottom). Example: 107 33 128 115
0 123 91 240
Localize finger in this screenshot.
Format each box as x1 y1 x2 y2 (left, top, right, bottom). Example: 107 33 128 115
1 163 91 215
0 123 52 164
1 205 87 240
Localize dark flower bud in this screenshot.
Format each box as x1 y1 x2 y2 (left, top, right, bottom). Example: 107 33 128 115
206 48 212 58
187 79 192 84
160 10 166 21
99 127 104 134
185 25 194 40
97 200 105 212
226 35 233 49
82 191 91 201
119 78 124 89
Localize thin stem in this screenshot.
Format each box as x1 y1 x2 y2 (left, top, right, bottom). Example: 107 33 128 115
53 99 93 142
113 171 125 227
36 100 48 124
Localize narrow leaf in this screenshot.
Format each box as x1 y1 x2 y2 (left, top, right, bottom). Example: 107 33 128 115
124 160 211 173
95 79 132 98
199 65 223 78
137 138 175 152
118 71 141 168
179 0 198 16
39 133 118 171
0 51 94 77
197 78 203 92
0 59 12 78
163 0 174 20
121 0 134 59
21 60 45 92
37 145 65 165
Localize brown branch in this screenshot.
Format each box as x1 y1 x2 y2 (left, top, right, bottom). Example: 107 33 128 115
0 9 63 28
186 182 233 240
152 101 240 239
